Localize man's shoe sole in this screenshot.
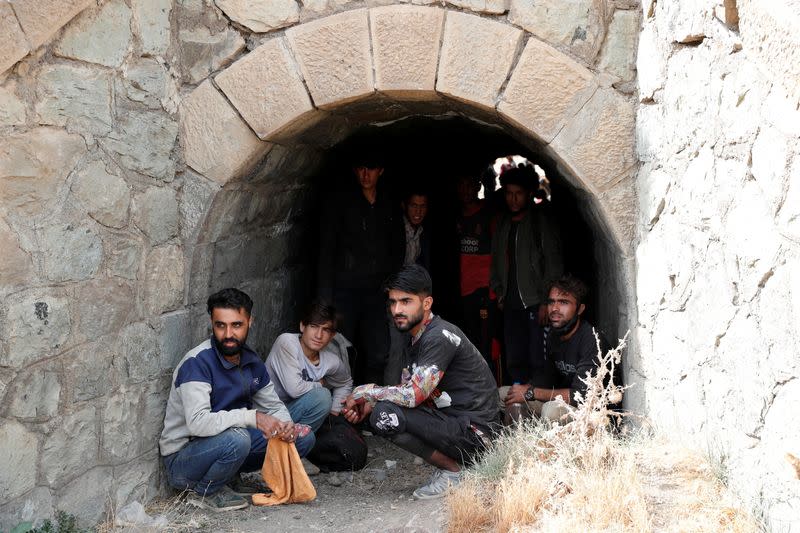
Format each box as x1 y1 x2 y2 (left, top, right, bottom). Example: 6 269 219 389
186 496 249 513
411 489 449 500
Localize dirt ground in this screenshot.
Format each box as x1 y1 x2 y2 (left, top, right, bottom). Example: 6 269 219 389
130 434 446 533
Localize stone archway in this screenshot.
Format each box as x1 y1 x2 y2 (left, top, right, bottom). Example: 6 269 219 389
178 5 638 395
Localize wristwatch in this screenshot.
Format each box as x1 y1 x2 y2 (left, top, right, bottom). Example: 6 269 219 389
524 388 534 402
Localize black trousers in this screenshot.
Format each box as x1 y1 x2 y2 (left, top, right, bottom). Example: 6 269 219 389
368 402 491 466
334 287 389 385
460 288 495 377
503 305 545 384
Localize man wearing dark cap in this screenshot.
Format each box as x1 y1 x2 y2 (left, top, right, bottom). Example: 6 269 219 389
318 151 404 385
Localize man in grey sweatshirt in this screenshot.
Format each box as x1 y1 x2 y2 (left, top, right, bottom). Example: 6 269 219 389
159 288 314 512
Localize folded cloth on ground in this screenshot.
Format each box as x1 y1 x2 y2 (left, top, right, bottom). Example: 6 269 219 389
252 438 316 506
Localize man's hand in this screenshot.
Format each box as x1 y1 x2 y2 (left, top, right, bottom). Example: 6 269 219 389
256 412 295 441
504 383 531 406
342 394 372 424
319 378 327 387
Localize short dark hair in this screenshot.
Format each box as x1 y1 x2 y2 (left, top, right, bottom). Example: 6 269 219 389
383 264 432 297
547 274 588 307
301 299 338 330
499 165 535 190
403 188 429 204
207 288 253 316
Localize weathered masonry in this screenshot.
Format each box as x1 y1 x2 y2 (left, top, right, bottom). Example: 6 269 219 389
0 0 798 530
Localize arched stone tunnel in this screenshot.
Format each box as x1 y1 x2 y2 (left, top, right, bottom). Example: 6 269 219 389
3 0 799 529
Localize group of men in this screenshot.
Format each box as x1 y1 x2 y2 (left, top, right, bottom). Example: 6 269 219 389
158 154 610 512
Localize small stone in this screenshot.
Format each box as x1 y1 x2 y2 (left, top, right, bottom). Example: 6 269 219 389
132 0 172 56
56 467 113 527
158 310 192 371
35 63 113 135
40 223 103 282
0 128 86 217
328 472 343 486
122 57 175 111
215 0 300 33
70 160 131 229
0 217 33 292
54 0 132 67
508 0 608 62
132 186 179 244
370 468 387 482
74 279 135 342
0 421 38 502
385 459 397 469
597 9 640 82
0 83 26 126
413 457 424 465
178 26 245 84
66 341 114 402
102 110 178 181
41 406 98 487
7 368 61 419
445 0 507 15
2 291 71 369
107 233 143 280
143 244 184 315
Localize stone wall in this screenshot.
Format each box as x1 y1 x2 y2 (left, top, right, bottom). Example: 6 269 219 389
0 0 641 528
635 1 800 529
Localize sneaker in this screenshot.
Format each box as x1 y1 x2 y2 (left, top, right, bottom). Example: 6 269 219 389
186 486 249 512
301 457 321 476
412 468 462 500
228 473 269 495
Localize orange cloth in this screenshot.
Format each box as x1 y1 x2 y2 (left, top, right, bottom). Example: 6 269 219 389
251 438 316 506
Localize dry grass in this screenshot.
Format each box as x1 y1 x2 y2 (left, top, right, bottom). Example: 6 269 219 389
447 333 760 533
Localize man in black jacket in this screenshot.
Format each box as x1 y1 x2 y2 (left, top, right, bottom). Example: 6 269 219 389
318 153 404 385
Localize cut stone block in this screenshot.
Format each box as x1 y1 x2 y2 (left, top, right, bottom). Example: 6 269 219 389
286 9 374 108
0 83 26 126
143 244 184 316
215 0 300 32
0 3 29 74
216 37 313 140
445 0 508 15
370 5 443 97
437 11 522 109
597 172 637 250
40 406 98 487
11 0 93 48
597 9 640 82
180 80 271 185
0 217 32 291
2 290 71 369
132 186 179 245
552 87 636 193
70 160 131 229
6 367 61 419
54 0 132 68
101 110 178 181
498 38 597 143
40 223 103 282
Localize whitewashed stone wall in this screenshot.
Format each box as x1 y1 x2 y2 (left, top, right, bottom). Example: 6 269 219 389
0 0 641 528
635 1 800 529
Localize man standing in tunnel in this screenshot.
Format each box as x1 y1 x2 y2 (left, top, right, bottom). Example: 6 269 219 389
342 265 499 499
318 151 404 385
491 163 563 390
159 288 315 512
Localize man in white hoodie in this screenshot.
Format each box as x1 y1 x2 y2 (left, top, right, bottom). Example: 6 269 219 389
266 300 354 444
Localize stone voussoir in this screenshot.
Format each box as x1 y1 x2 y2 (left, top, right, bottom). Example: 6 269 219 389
0 3 30 75
216 36 315 141
286 9 374 108
10 0 94 49
370 5 444 98
180 80 271 186
551 87 636 193
436 11 523 109
498 37 598 144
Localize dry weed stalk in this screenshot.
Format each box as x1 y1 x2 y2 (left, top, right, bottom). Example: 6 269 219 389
446 333 759 533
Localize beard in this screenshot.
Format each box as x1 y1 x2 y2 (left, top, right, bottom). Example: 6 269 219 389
394 308 425 333
214 335 245 356
550 314 579 337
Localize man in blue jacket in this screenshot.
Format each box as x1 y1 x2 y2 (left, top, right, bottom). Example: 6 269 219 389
158 288 314 512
